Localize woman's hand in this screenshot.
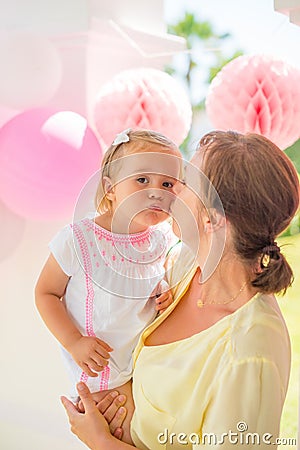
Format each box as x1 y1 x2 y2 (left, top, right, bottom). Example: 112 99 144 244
95 391 127 439
78 389 127 439
61 382 126 449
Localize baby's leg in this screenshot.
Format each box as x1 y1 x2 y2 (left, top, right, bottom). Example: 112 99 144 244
80 380 134 445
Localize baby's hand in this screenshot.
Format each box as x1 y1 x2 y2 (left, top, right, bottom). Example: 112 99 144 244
155 280 173 314
156 290 173 314
68 336 113 377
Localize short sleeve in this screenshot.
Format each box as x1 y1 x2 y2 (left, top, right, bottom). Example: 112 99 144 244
197 358 285 449
48 224 79 276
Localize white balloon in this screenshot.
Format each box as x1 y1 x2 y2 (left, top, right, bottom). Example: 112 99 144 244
0 31 62 109
0 199 25 262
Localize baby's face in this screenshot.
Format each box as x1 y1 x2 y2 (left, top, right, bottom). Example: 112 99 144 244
109 147 182 232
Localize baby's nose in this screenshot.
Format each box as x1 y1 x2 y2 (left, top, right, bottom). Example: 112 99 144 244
147 189 163 200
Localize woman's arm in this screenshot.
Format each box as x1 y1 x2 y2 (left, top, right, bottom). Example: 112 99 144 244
62 383 140 450
35 254 112 376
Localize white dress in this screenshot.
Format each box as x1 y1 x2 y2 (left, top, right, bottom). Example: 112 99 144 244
49 217 176 399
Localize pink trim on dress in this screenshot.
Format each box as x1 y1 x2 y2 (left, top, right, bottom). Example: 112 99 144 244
83 218 152 244
72 223 110 390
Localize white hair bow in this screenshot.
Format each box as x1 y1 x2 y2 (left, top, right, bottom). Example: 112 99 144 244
112 128 131 145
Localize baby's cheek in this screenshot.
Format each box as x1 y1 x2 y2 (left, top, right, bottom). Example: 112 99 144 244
166 191 177 206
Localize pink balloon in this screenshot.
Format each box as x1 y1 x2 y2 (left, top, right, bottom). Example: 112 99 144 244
206 54 300 149
92 68 192 146
0 105 20 129
0 109 103 221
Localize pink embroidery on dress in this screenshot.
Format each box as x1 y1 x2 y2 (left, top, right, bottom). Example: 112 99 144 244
99 365 110 391
81 371 88 383
82 218 152 245
73 222 110 390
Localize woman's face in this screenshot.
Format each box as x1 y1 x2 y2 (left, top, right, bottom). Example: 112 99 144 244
171 152 204 252
171 150 226 277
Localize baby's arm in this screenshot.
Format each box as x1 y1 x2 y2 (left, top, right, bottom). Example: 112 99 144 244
35 254 112 377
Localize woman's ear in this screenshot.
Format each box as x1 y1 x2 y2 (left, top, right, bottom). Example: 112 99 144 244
204 208 226 233
102 176 115 201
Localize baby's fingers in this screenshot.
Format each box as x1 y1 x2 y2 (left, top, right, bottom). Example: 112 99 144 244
90 350 110 368
80 362 99 378
95 338 113 352
87 358 107 374
94 344 112 361
155 291 169 304
156 292 173 311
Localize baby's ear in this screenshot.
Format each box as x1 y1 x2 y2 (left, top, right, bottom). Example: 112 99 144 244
102 176 115 201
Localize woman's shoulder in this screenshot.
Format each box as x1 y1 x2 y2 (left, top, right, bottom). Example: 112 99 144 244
230 293 290 367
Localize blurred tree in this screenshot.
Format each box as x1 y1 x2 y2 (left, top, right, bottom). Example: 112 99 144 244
282 140 300 237
166 12 243 153
285 139 300 174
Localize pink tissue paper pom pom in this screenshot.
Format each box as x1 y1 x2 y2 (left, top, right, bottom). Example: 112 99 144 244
205 54 300 149
92 68 192 147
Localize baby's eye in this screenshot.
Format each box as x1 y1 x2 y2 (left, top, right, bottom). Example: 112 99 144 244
136 177 149 184
162 181 174 188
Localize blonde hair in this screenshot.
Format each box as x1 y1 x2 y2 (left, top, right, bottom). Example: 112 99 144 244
95 129 181 213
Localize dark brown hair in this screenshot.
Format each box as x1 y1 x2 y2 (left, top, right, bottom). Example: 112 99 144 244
199 130 299 295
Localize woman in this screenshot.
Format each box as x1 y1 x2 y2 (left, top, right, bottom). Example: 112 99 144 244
62 131 299 449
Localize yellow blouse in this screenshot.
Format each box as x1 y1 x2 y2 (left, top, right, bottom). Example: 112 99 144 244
130 246 291 449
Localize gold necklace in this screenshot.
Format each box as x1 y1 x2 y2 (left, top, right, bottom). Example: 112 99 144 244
196 281 248 308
